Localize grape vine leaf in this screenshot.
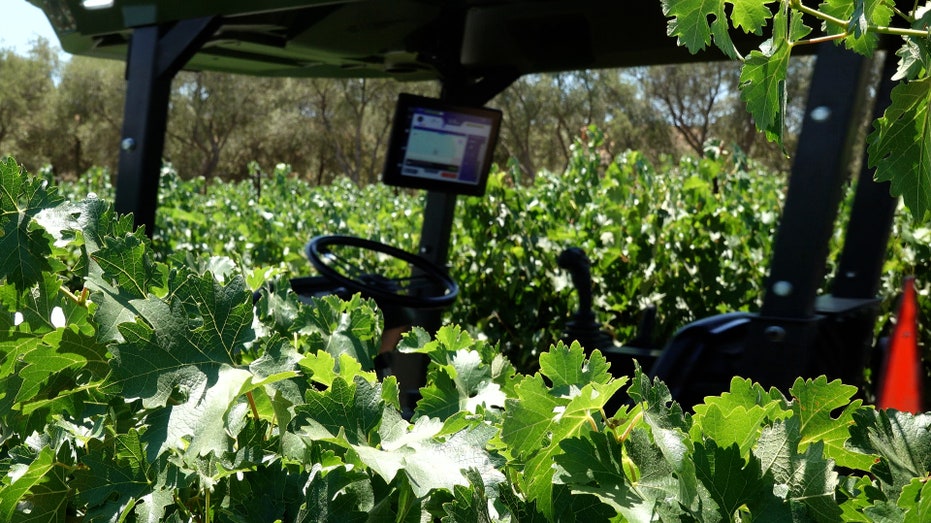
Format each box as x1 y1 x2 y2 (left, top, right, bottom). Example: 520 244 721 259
553 431 638 515
141 365 255 460
109 271 253 408
87 230 164 343
0 446 69 523
295 462 373 523
732 0 775 35
441 469 493 523
897 478 931 522
819 0 893 56
623 427 697 521
10 326 109 434
848 409 931 494
498 342 625 518
753 417 842 521
626 363 699 512
295 375 384 446
867 77 931 218
790 376 876 471
303 294 380 371
538 340 612 392
75 430 154 521
415 349 506 420
323 404 504 499
893 38 931 82
789 376 876 471
415 366 462 420
0 157 61 292
661 0 741 59
693 440 788 521
690 377 791 458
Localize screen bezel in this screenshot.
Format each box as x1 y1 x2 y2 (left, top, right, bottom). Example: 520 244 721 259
382 93 502 196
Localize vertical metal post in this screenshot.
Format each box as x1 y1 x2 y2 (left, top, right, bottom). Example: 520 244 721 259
832 50 899 300
115 17 219 236
412 72 519 332
742 43 874 390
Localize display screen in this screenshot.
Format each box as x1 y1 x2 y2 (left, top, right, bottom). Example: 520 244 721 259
382 94 502 196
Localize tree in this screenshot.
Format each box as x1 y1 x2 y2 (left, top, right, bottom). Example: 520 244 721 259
0 38 57 171
44 56 125 176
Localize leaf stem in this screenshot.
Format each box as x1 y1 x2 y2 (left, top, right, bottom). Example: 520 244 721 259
869 24 931 38
790 0 848 30
791 0 930 39
61 286 90 306
792 32 849 48
246 390 260 420
617 410 644 443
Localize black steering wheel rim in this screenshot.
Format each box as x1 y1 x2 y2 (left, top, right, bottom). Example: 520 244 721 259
305 235 458 309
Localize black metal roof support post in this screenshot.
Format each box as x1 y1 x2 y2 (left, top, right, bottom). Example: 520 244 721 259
808 49 900 389
741 43 874 391
412 72 519 334
831 49 899 301
115 17 220 237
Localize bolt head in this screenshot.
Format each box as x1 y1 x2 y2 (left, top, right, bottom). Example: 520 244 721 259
764 325 787 342
810 106 831 122
121 137 136 151
772 281 793 297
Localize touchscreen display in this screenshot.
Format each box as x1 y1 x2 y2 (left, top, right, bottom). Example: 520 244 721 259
383 94 501 195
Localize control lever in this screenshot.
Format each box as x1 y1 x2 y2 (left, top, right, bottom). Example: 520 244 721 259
557 247 614 352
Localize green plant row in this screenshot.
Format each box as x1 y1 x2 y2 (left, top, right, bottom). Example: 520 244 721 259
1 156 930 521
54 129 931 384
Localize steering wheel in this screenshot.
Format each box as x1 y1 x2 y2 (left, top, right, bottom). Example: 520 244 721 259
305 235 458 309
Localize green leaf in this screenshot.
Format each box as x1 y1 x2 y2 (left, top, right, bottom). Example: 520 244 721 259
819 0 893 55
626 366 701 517
691 376 790 457
295 462 373 523
694 440 786 522
441 469 493 523
898 478 931 523
295 375 384 446
661 0 740 58
499 348 626 520
0 157 62 292
109 272 252 407
731 0 775 35
753 417 842 521
415 366 462 420
867 77 931 218
304 294 380 371
848 409 931 494
74 430 153 519
299 350 373 388
620 427 700 521
739 43 790 143
790 376 876 471
539 340 612 390
352 411 504 499
141 364 255 460
0 447 58 522
86 228 163 343
415 348 506 420
554 431 637 514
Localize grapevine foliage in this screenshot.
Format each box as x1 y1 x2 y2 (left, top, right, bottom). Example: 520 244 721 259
661 0 931 219
1 157 930 521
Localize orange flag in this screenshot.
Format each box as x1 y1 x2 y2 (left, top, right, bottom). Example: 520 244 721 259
877 277 923 413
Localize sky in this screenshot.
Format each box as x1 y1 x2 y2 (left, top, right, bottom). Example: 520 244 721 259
0 0 63 55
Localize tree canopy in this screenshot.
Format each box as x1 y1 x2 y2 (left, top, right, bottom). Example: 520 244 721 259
0 39 809 184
